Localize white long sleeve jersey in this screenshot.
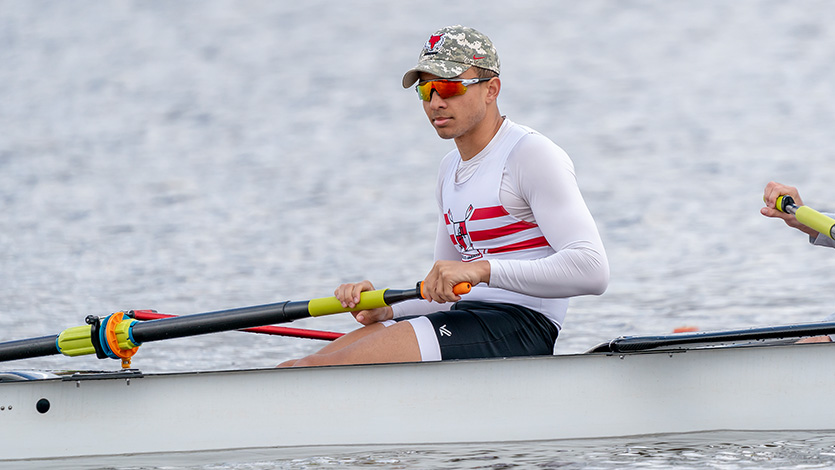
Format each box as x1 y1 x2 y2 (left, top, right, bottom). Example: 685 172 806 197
393 118 609 326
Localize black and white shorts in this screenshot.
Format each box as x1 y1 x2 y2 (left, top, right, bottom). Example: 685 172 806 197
383 301 559 361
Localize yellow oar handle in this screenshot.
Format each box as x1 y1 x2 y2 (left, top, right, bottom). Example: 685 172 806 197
308 289 389 317
774 195 835 240
306 281 473 317
796 206 835 240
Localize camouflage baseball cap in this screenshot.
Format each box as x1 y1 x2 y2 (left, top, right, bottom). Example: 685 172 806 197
401 25 500 88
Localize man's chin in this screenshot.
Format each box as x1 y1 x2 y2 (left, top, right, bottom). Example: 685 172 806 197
433 127 458 140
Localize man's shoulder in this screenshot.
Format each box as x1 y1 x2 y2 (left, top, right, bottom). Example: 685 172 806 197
503 119 546 137
511 130 569 159
506 128 574 176
503 120 559 148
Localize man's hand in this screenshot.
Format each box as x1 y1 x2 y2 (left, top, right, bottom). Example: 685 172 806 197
334 280 393 325
761 181 818 237
421 260 490 303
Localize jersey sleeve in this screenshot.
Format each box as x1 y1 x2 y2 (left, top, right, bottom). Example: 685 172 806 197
488 134 609 298
812 234 835 248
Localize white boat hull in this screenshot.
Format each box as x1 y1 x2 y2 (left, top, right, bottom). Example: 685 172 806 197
1 342 834 461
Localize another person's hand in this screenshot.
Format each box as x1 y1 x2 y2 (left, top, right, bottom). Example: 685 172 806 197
421 259 489 303
760 181 818 237
334 280 393 325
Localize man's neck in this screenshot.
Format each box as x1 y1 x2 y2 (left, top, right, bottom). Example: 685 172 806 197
455 112 505 161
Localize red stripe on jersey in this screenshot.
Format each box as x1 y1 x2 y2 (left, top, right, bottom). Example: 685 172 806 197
487 236 551 254
469 205 509 220
468 220 539 242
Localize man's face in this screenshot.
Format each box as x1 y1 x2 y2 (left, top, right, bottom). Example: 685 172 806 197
418 69 489 141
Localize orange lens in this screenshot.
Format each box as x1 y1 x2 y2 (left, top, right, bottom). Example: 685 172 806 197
416 80 468 101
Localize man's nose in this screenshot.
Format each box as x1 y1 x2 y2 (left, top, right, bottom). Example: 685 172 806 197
428 89 446 107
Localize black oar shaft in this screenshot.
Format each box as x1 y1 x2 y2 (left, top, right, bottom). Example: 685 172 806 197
0 301 318 363
382 286 421 305
130 287 428 343
0 335 60 362
130 301 309 343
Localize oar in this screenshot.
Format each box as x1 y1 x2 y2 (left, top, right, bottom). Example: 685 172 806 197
588 321 835 353
0 281 472 367
775 195 835 239
130 310 344 341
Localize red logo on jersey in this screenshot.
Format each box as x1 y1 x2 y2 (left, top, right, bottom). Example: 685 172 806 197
447 205 483 261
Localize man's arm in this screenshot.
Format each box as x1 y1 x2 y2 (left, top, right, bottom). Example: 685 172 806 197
488 134 609 298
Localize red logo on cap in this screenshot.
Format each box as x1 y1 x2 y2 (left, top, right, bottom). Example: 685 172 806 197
424 34 445 54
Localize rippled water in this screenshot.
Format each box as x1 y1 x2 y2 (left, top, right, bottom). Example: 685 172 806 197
3 0 835 468
20 432 835 470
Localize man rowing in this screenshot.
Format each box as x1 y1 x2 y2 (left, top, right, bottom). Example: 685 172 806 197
281 25 609 367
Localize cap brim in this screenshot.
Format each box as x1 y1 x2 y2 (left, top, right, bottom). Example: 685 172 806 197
401 60 471 88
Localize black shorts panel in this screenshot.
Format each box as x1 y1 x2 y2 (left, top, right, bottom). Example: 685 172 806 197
402 301 559 360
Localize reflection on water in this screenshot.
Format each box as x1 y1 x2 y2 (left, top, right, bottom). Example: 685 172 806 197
3 1 835 468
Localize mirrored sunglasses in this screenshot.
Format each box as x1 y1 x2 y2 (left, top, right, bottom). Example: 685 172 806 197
415 78 492 101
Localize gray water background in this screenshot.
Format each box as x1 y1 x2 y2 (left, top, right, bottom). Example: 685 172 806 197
3 0 835 468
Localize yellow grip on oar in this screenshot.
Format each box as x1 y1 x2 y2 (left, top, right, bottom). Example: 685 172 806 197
795 206 835 240
775 195 790 213
307 289 389 317
56 325 95 357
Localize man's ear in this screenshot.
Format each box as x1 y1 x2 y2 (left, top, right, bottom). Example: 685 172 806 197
485 77 501 104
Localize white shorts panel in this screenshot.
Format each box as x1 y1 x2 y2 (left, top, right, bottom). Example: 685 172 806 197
381 317 441 361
